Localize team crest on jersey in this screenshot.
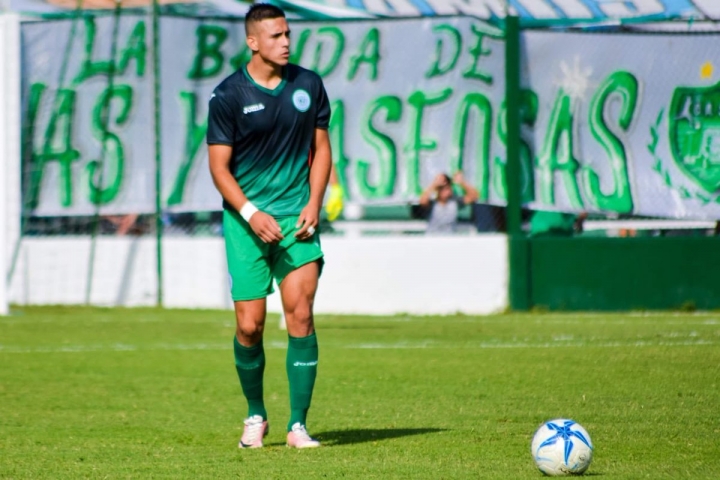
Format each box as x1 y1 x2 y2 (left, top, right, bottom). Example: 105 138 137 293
292 89 311 112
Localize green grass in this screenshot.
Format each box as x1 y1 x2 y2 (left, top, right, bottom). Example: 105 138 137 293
1 307 719 479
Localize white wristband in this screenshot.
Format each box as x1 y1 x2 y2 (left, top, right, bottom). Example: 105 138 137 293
240 201 259 222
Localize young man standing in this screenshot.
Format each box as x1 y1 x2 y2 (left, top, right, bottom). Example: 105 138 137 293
206 3 332 449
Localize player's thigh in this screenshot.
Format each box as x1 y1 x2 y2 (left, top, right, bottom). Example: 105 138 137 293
278 260 321 337
278 260 321 308
223 210 274 301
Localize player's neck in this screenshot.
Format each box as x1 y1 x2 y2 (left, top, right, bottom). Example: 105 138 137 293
246 56 285 90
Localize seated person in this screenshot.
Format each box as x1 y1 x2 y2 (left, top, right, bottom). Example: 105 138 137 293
419 172 479 234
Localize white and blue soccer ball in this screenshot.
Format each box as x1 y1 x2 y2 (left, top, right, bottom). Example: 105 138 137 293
530 419 593 476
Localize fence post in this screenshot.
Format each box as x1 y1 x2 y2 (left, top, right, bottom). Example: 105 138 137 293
153 0 164 307
505 15 531 311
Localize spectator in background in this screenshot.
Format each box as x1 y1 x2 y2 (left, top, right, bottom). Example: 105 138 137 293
102 213 144 235
419 172 479 234
529 210 587 237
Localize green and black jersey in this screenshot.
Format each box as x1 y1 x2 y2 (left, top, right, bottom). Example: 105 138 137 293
207 63 331 217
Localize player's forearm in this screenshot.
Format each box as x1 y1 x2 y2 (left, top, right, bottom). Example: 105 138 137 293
308 148 331 209
209 163 250 213
308 130 332 210
208 145 252 213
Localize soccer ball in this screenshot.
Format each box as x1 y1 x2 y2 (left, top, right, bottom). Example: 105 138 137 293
530 419 593 476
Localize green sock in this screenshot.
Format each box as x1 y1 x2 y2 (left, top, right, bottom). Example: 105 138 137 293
233 336 267 420
286 332 318 431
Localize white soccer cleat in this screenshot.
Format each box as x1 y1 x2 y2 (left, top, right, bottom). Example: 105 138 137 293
286 423 320 449
238 415 269 449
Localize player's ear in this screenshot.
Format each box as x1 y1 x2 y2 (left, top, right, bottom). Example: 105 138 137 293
246 35 259 53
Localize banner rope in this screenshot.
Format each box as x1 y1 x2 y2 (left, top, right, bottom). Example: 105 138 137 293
85 2 125 305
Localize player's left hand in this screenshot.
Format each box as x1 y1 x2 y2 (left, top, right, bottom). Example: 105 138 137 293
295 203 320 240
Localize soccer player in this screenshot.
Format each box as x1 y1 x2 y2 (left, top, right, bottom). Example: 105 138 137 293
206 3 332 449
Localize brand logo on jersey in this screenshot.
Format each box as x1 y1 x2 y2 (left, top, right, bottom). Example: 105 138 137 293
243 103 265 114
292 89 311 112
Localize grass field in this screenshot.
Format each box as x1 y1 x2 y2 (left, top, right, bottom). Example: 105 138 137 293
1 307 719 479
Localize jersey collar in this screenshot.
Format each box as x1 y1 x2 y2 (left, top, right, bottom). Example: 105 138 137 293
242 64 288 97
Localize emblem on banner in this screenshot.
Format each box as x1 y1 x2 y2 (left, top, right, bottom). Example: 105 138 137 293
668 82 720 193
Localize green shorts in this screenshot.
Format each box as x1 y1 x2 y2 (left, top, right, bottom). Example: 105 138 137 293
223 210 324 301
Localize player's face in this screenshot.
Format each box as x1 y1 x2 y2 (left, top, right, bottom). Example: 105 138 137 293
247 17 291 67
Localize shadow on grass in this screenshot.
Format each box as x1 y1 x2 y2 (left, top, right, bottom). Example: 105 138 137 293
320 325 397 331
315 427 445 446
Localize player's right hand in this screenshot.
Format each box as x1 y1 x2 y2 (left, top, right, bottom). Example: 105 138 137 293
249 212 284 244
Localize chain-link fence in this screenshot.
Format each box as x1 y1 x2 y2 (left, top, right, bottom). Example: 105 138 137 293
7 11 720 309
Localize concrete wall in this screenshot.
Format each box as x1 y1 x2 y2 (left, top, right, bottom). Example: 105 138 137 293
8 235 509 315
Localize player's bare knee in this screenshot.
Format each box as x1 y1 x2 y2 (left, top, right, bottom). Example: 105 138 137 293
284 299 314 329
235 311 265 344
236 323 264 345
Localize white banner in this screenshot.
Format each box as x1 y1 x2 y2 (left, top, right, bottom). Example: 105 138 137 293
524 30 720 219
22 15 506 216
20 15 720 219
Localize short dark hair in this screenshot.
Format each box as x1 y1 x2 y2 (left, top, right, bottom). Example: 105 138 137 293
245 3 286 35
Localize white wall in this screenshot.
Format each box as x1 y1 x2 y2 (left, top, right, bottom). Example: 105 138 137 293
0 14 21 316
9 235 508 315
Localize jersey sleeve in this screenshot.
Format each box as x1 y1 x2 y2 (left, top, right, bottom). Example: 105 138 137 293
206 90 235 145
314 79 331 130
